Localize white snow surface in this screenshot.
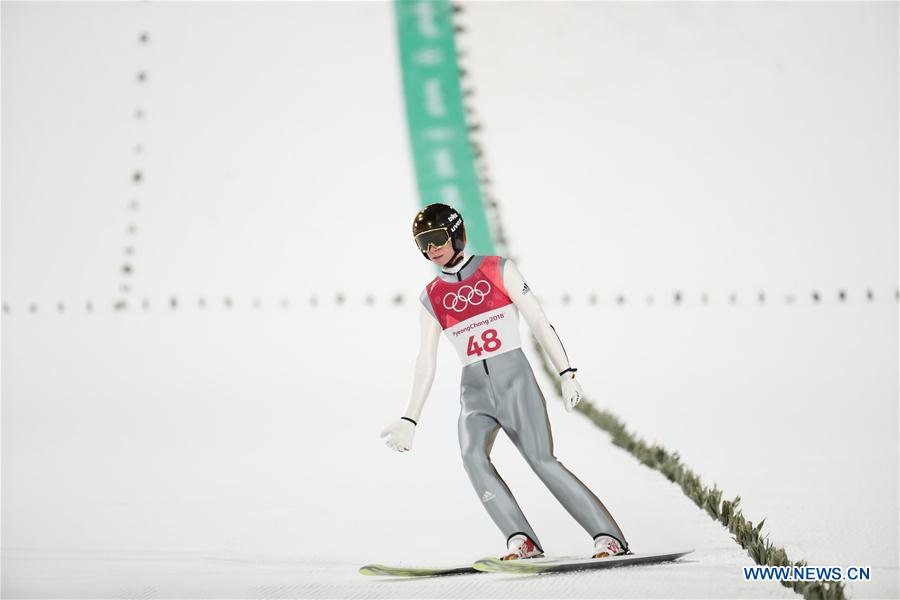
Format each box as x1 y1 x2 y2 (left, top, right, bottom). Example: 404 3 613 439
2 1 897 598
2 302 896 598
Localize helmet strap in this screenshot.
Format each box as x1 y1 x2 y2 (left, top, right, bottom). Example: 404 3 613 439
445 248 465 268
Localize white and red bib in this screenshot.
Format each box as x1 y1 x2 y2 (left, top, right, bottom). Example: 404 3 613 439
424 256 522 366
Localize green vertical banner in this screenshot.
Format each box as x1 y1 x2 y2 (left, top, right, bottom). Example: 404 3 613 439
395 0 495 257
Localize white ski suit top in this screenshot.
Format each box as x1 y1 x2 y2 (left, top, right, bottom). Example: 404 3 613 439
402 251 574 423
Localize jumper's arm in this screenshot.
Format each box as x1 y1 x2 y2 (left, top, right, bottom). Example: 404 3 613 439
401 303 442 423
503 260 575 377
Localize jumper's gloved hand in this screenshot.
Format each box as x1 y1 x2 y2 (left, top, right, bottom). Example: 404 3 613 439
561 373 584 412
380 418 416 452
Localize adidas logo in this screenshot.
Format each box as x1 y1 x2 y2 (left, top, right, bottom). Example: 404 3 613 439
481 490 495 503
522 282 531 295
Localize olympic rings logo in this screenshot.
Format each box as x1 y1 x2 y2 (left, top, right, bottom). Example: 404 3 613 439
443 280 491 313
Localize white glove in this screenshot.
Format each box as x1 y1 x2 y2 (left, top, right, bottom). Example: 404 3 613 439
561 374 584 412
380 418 416 452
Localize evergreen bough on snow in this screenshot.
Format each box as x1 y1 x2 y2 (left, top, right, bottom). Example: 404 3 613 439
532 334 847 600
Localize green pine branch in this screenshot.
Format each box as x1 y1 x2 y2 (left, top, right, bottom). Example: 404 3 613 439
532 334 847 600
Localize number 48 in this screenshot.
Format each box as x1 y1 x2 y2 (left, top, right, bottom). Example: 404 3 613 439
467 328 502 357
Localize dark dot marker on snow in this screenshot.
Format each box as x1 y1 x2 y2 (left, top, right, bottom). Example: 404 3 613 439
138 32 149 44
310 296 318 307
616 294 626 306
392 293 404 305
134 109 145 120
170 297 178 309
336 293 345 305
86 301 94 313
113 300 128 311
122 264 133 275
701 293 709 305
142 298 150 310
132 171 143 183
29 303 37 314
812 291 820 303
588 293 597 305
758 291 765 304
562 294 571 305
137 71 147 83
224 297 233 308
729 293 737 304
674 291 682 305
866 289 874 301
58 302 65 313
127 224 138 235
838 289 846 302
198 297 206 309
3 303 9 314
365 294 375 306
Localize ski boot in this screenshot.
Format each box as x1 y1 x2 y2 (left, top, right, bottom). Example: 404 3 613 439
500 533 544 561
593 535 628 558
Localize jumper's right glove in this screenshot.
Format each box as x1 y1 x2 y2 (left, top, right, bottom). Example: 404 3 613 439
380 418 416 452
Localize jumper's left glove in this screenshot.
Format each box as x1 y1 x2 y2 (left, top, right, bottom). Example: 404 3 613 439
561 373 584 412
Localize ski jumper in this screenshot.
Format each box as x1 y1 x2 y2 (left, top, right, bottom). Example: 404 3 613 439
418 254 628 553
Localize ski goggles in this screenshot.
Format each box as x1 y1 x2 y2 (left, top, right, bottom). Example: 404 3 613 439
414 227 452 252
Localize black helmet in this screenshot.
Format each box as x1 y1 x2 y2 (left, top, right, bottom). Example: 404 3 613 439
412 203 467 263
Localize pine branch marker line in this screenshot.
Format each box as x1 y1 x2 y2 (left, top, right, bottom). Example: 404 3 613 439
531 334 847 600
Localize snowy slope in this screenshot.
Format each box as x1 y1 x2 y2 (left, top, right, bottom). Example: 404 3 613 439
2 307 792 599
3 1 897 598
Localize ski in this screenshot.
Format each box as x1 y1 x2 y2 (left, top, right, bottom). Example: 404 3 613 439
472 549 694 575
358 562 480 577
